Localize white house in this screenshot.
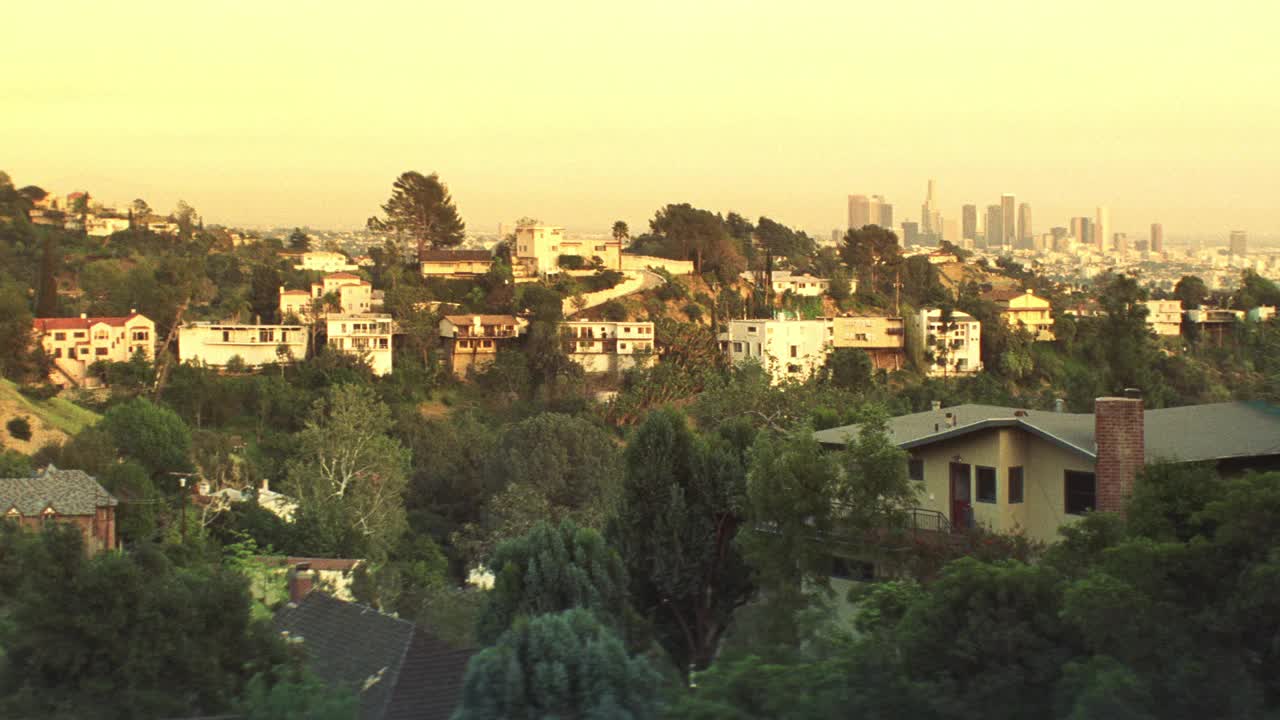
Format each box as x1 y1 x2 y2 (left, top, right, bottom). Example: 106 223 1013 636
291 251 358 273
910 308 983 377
1142 300 1184 336
34 312 156 388
514 225 623 276
325 314 394 376
719 318 832 384
178 323 308 369
86 217 131 237
559 321 656 374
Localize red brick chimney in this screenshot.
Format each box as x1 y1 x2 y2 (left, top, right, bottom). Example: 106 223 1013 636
1094 390 1145 513
287 562 314 603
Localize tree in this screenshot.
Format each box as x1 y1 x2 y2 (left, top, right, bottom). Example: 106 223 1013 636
454 609 662 720
236 673 357 720
0 283 35 379
6 417 32 442
754 217 815 267
612 409 752 671
366 171 466 262
484 413 622 512
100 397 192 475
284 384 409 560
650 203 744 279
820 347 873 390
130 198 151 221
249 264 282 324
840 225 900 292
612 220 630 244
1173 275 1208 310
172 200 199 237
475 520 629 644
287 227 311 251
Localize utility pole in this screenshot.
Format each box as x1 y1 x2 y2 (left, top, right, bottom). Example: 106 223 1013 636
167 472 196 542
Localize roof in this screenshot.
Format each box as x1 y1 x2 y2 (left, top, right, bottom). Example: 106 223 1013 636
442 314 520 325
273 593 473 720
0 467 117 516
279 289 311 296
254 556 365 572
419 249 493 262
814 401 1280 465
324 272 363 280
34 313 146 332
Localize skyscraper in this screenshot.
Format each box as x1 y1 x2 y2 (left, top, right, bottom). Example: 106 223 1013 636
1230 230 1247 256
962 204 977 241
900 221 920 246
878 203 894 229
985 205 1003 249
1000 194 1016 247
1017 202 1032 248
920 180 941 237
1114 233 1129 254
1150 223 1164 254
848 195 872 229
1051 226 1068 251
1070 217 1093 247
1095 206 1111 253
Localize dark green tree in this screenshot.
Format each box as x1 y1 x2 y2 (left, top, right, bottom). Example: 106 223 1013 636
820 347 873 390
1172 275 1208 310
367 171 466 262
286 227 311 251
100 397 192 475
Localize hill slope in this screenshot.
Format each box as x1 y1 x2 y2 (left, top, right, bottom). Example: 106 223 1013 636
0 380 101 455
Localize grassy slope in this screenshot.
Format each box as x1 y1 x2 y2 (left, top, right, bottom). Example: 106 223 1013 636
0 380 101 453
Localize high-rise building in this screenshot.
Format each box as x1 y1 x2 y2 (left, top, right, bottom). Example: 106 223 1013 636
848 195 872 229
943 219 961 245
900 221 920 246
832 229 843 244
878 203 894 229
1000 194 1016 247
921 180 941 237
1230 230 1247 256
1095 206 1111 253
984 205 1003 249
1070 217 1094 248
1051 226 1068 251
1114 233 1129 254
962 204 977 241
1150 223 1164 254
1017 203 1033 248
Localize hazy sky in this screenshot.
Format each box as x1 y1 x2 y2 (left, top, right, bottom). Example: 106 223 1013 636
4 1 1277 239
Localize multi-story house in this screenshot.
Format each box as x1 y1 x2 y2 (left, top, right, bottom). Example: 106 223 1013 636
719 318 833 384
86 216 131 237
325 314 394 376
439 314 526 379
419 249 495 278
178 322 308 369
911 308 982 377
1 467 118 554
291 251 358 273
559 321 656 374
1142 299 1183 336
829 315 905 371
514 225 621 276
1185 307 1245 346
279 273 372 321
983 289 1054 341
34 312 156 388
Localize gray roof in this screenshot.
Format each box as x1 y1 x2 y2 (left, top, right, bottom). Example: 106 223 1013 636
814 402 1280 464
0 466 117 516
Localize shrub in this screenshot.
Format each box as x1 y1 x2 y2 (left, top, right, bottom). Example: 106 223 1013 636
7 417 32 442
600 300 629 322
557 254 587 270
18 384 59 402
683 303 704 322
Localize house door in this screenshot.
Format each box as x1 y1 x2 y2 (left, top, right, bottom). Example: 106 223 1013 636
949 462 971 532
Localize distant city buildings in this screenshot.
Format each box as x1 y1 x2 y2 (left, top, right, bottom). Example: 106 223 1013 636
984 205 1002 249
1230 230 1248 256
962 205 977 243
1001 194 1016 248
1150 223 1164 254
1017 203 1032 249
920 180 942 238
1095 206 1111 253
848 194 891 230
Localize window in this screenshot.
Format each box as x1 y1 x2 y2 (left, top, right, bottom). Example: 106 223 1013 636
976 466 997 503
74 332 86 339
908 458 924 482
54 332 66 341
222 330 231 342
1008 467 1024 503
95 347 108 356
53 348 62 358
733 342 743 353
259 329 274 343
790 345 798 358
747 326 758 334
1064 471 1096 515
619 342 628 350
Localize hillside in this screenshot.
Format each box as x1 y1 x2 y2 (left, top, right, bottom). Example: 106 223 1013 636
0 380 101 455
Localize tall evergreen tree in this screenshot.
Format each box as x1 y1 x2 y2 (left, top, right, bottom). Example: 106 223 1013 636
366 171 466 262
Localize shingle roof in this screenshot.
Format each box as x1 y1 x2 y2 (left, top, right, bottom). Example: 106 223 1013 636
273 593 473 720
419 250 492 262
0 467 117 516
814 401 1280 464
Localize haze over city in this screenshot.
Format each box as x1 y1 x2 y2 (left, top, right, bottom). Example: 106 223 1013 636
4 0 1278 238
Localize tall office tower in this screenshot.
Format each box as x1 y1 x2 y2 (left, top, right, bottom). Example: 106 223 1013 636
1095 206 1111 252
900 221 920 246
1017 203 1033 248
879 202 894 228
962 204 977 241
1150 223 1164 254
984 205 1003 249
848 195 872 229
943 219 961 245
921 179 941 236
999 194 1016 247
1114 233 1129 254
1230 230 1247 256
1051 226 1068 248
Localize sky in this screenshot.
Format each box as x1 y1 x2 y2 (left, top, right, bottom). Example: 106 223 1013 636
3 0 1278 240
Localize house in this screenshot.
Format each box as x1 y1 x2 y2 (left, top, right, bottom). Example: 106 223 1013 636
910 308 983 377
292 251 358 273
1186 307 1244 345
829 315 905 371
419 249 494 278
278 288 313 321
719 318 832 384
86 216 131 237
34 312 156 388
253 556 365 602
145 220 180 236
1142 299 1184 336
279 274 373 322
1247 306 1276 323
814 397 1280 545
983 289 1054 341
740 271 840 298
178 322 308 369
514 225 622 276
0 466 117 554
325 314 394 376
274 567 474 720
559 321 656 374
439 315 526 379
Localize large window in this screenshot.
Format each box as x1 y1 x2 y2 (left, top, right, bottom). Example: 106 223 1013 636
908 458 924 482
1008 466 1024 504
976 466 997 503
1064 471 1096 515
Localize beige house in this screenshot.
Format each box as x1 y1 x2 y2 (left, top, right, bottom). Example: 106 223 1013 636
719 318 833 384
559 321 656 374
515 225 621 276
291 251 357 273
178 322 308 369
829 315 905 371
419 249 494 278
325 314 394 376
279 273 371 321
1142 299 1184 336
815 398 1280 545
984 289 1054 341
911 308 983 377
439 314 526 379
34 312 156 388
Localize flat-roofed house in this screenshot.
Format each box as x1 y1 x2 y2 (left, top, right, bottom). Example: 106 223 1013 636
910 308 983 377
325 314 395 376
1142 299 1184 336
719 318 832 384
178 322 308 369
439 315 527 379
829 315 905 371
559 320 656 374
419 249 495 278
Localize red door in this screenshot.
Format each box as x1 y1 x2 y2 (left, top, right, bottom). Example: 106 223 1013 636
949 462 971 532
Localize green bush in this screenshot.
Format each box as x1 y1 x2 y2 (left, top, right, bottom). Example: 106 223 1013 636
7 416 32 442
557 254 587 270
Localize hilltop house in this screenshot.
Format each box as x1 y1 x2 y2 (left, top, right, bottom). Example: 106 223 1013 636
559 320 656 374
719 318 833 384
910 307 983 377
178 322 308 369
814 397 1280 545
829 315 905 371
0 467 118 554
325 314 394 376
515 225 622 276
439 314 526 379
983 289 1054 341
1142 299 1184 336
419 249 494 278
34 312 156 388
290 251 358 273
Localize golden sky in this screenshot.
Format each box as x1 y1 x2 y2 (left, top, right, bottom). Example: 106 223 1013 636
3 0 1277 239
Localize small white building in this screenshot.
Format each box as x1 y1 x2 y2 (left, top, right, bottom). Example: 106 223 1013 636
1142 300 1184 336
291 251 358 273
86 216 131 237
325 314 394 376
910 308 983 377
740 271 838 297
514 225 622 276
559 321 656 374
178 323 308 369
719 318 833 384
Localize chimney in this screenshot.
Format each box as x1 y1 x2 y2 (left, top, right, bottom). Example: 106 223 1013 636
1094 392 1145 513
1054 398 1065 413
80 313 87 319
287 563 314 603
930 400 942 412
